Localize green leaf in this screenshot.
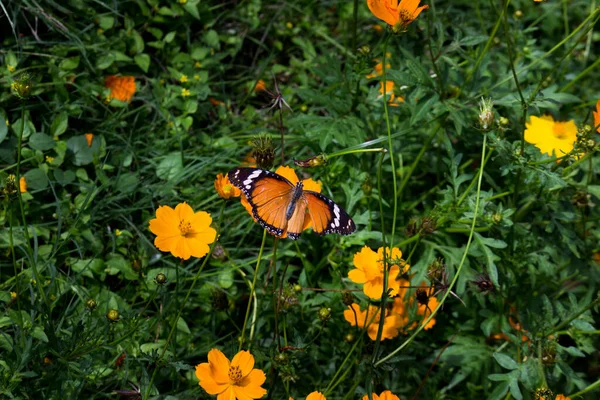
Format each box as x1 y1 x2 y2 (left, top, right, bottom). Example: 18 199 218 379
24 168 49 190
205 30 219 48
218 270 234 289
0 117 7 144
96 53 116 69
473 233 505 287
98 15 114 30
105 255 138 281
156 152 183 181
53 169 76 186
164 31 176 43
134 54 150 73
50 112 68 137
66 135 101 166
31 326 49 343
59 57 80 71
487 381 509 400
176 317 191 334
29 133 55 151
183 0 200 19
493 353 518 370
69 258 104 278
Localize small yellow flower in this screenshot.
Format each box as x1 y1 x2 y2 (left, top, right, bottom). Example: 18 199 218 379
524 115 578 157
180 74 188 83
45 155 54 163
7 65 15 72
97 28 104 34
286 22 293 29
5 120 9 127
10 292 17 300
194 61 202 68
181 88 191 97
194 74 200 81
179 0 187 3
115 229 122 237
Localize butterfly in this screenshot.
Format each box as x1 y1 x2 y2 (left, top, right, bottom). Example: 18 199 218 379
228 167 356 240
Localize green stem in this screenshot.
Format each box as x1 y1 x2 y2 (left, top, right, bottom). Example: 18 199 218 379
457 148 494 207
328 147 387 159
546 296 600 337
375 134 488 367
143 201 226 400
239 228 268 352
568 378 600 399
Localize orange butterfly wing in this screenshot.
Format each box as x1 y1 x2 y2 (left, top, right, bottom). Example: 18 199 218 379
304 191 356 236
284 197 309 240
229 168 294 237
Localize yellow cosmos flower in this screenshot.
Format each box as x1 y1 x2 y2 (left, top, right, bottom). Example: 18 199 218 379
361 390 401 400
593 99 600 133
344 303 400 341
378 81 403 107
367 0 429 33
215 173 241 199
19 176 27 193
240 166 321 239
195 348 267 400
348 246 409 300
524 115 577 157
148 202 216 260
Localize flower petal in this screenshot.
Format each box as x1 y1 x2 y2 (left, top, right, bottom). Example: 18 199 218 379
175 202 194 221
274 165 299 185
195 364 230 395
235 369 267 399
171 237 192 260
368 0 398 26
186 237 211 259
217 386 237 400
348 268 367 284
301 178 322 193
363 280 383 300
353 246 378 271
190 211 213 229
306 392 326 400
231 350 255 377
207 349 231 382
154 235 179 253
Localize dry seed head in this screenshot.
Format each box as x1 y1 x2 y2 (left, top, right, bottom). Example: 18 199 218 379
251 134 275 170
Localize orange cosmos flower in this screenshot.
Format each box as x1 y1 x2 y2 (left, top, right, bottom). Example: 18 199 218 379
524 115 578 157
85 133 94 147
148 202 216 260
378 81 404 106
209 97 225 106
593 99 600 133
555 395 570 400
362 391 401 400
19 176 27 193
416 285 439 330
349 246 409 300
215 173 241 199
366 54 391 79
104 75 136 102
195 348 267 400
367 0 429 33
240 166 321 239
254 79 266 92
344 303 400 340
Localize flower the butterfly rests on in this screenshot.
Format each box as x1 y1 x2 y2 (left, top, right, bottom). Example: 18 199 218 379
228 167 356 240
367 0 429 33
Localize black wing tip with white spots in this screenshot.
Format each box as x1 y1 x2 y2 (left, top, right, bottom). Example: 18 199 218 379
305 190 356 237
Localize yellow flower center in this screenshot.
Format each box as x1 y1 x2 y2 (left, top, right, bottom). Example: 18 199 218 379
228 365 243 383
178 220 192 236
223 184 233 195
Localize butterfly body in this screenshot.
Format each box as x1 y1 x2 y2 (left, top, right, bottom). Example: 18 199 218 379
228 167 356 240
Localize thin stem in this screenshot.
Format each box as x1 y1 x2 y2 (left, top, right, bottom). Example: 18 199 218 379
239 228 268 352
376 134 488 367
328 147 387 159
568 378 600 399
143 201 226 400
457 147 494 207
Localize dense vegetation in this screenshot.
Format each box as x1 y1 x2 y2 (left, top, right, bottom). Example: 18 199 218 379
1 0 599 399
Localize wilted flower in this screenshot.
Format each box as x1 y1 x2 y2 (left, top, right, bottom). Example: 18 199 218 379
195 348 267 400
11 72 34 99
214 173 241 199
148 202 217 260
254 79 266 92
367 0 429 33
471 273 495 295
251 134 276 169
524 115 577 157
294 154 328 168
105 75 136 102
478 97 495 131
361 391 400 400
534 388 554 400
